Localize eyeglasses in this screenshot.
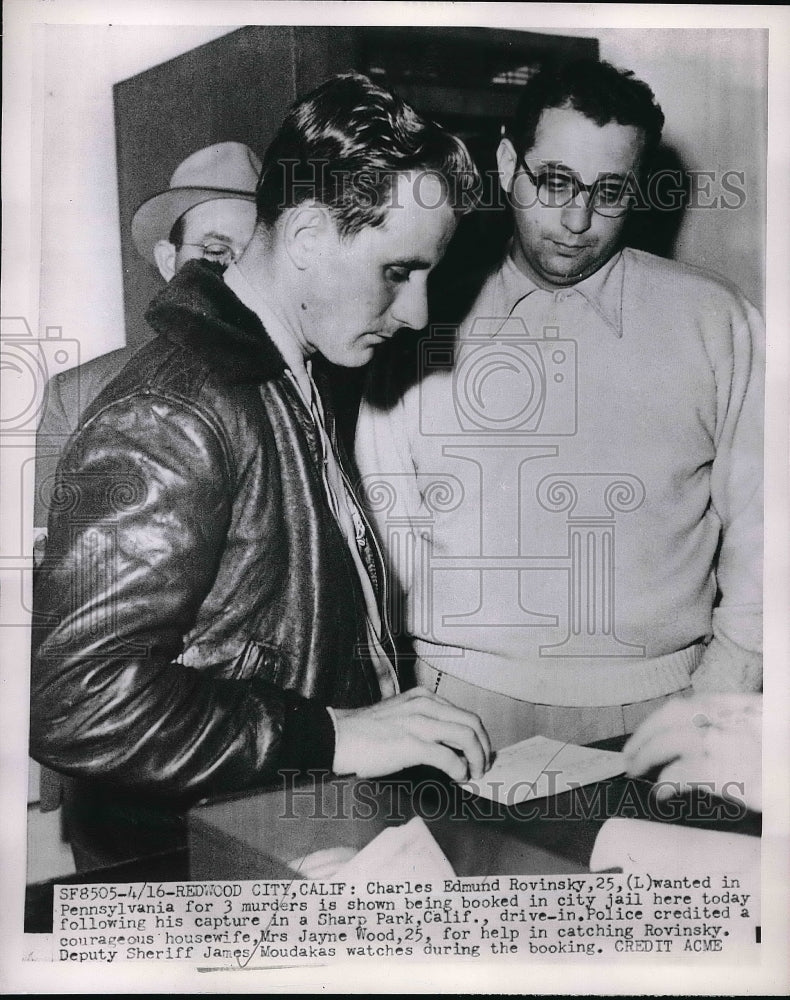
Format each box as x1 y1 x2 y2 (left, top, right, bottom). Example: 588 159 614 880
177 242 239 266
515 153 634 218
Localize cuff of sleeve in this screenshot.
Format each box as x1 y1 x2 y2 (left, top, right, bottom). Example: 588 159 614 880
278 699 336 774
692 635 763 693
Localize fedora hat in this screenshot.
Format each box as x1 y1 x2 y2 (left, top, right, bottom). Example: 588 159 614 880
131 142 261 265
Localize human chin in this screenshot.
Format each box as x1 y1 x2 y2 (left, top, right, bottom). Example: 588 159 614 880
539 244 605 283
327 338 377 369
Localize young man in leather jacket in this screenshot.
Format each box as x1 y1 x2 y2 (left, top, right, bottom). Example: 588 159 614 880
30 73 490 870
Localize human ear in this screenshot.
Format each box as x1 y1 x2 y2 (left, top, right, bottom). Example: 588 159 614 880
153 240 178 282
282 203 334 271
496 137 518 197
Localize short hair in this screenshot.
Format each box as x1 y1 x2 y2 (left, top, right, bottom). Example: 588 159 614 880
508 58 665 167
255 72 480 236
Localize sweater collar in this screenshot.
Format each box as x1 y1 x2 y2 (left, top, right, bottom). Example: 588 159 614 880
144 259 289 385
499 247 626 338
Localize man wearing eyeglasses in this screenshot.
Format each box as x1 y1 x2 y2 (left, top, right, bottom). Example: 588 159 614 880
356 59 764 750
33 142 260 541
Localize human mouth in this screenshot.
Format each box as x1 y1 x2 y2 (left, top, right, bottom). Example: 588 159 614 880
550 240 591 255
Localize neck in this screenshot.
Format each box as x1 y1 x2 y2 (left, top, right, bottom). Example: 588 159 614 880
235 235 312 358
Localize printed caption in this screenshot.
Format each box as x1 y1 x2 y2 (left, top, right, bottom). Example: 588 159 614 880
51 873 758 965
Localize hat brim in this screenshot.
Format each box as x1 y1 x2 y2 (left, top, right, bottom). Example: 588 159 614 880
131 187 256 266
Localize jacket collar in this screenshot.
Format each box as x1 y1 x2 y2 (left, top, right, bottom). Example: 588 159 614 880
144 259 289 385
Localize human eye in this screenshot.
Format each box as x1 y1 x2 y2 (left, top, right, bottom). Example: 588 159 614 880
541 169 573 192
536 169 575 206
201 242 232 261
595 180 627 207
384 265 411 284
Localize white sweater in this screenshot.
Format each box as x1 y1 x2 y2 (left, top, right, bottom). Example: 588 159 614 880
355 248 764 707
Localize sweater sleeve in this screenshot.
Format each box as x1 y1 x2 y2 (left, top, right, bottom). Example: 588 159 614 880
30 391 335 799
693 294 764 693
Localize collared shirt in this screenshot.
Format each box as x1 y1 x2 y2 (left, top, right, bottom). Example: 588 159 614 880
223 263 398 700
355 246 764 706
477 247 626 340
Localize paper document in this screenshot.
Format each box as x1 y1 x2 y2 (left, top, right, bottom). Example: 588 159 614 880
461 734 625 804
289 817 456 881
338 817 456 881
590 817 760 874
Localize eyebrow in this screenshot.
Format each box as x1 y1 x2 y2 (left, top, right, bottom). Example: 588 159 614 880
194 231 235 243
535 160 630 180
387 256 433 270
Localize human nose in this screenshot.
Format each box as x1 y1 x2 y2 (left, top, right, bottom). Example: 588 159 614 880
391 277 429 331
560 192 594 234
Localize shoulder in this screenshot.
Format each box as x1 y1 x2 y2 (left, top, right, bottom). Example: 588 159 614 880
76 345 139 378
84 336 257 428
43 345 138 424
78 337 274 477
623 248 758 314
59 345 237 495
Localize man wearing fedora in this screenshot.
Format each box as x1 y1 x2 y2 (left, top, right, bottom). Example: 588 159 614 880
33 141 261 536
30 73 491 871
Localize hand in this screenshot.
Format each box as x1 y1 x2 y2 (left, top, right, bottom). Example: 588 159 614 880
332 687 492 782
623 692 762 811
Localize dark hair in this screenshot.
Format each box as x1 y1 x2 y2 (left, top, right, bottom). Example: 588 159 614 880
509 58 665 168
256 72 480 236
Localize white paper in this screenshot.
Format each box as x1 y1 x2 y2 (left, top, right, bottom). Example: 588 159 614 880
460 734 625 804
335 816 456 882
590 816 761 876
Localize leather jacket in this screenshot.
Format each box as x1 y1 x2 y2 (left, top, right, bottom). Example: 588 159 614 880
30 261 394 830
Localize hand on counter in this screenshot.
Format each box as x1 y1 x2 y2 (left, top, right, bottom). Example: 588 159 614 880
623 692 762 811
331 686 492 782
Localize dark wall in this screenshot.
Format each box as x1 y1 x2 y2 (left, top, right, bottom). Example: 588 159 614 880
114 26 358 348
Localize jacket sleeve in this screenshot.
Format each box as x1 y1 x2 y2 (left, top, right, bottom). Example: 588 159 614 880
693 293 764 693
30 391 335 799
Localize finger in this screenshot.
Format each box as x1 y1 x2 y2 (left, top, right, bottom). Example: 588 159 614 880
400 692 492 769
357 690 493 771
407 715 487 780
624 696 713 762
413 689 494 768
705 693 763 726
651 754 710 799
625 725 708 778
415 738 471 783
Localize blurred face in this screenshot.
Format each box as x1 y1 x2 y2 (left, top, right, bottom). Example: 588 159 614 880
173 198 257 272
499 106 644 287
304 171 458 367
